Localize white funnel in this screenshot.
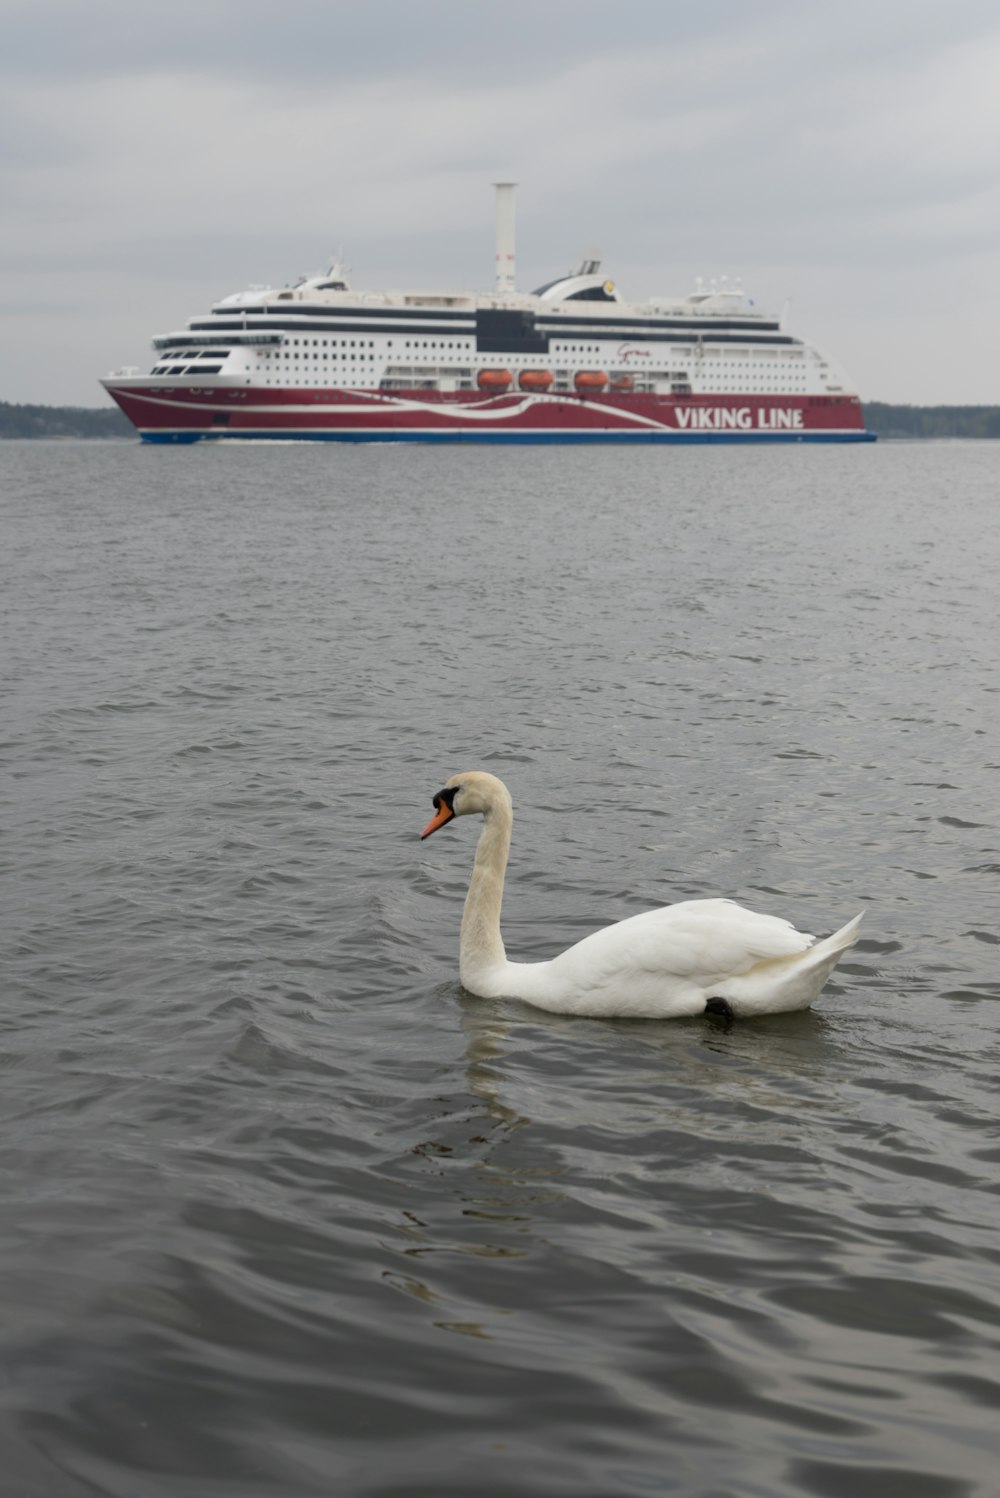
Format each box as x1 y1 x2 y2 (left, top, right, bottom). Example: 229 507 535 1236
494 181 516 293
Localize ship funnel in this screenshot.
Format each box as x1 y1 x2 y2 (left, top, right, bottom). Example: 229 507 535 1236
493 181 516 294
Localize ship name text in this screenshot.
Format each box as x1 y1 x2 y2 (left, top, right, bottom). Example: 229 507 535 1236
674 407 804 430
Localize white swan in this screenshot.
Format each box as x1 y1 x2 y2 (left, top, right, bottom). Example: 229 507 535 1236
421 771 862 1020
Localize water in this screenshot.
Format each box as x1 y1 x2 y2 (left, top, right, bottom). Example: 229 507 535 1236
2 438 999 1497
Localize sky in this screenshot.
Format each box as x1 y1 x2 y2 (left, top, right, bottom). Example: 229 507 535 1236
2 0 999 406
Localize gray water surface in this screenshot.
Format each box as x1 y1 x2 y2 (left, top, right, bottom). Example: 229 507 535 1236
2 439 999 1497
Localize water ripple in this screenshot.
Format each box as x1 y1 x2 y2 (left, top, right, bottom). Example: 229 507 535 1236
2 440 1000 1497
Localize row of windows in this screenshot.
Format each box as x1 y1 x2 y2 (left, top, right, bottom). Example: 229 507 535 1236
156 349 230 361
283 336 473 351
262 352 376 361
150 364 224 376
177 329 810 364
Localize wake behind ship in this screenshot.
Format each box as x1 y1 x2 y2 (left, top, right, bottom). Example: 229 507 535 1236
101 185 874 444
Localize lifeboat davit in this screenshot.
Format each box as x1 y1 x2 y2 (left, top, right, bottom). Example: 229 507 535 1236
518 370 554 392
477 369 513 392
574 370 608 392
609 373 634 393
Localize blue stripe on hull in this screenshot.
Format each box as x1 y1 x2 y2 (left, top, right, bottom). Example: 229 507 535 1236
140 429 877 445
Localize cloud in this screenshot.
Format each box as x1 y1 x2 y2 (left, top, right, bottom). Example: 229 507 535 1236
0 0 782 86
2 0 1000 403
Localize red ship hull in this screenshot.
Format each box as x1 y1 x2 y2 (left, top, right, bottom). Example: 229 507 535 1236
102 382 875 443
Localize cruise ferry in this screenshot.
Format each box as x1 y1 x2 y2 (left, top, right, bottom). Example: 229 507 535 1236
101 185 874 444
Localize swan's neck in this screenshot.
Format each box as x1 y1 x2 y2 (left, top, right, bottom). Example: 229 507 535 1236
459 801 512 993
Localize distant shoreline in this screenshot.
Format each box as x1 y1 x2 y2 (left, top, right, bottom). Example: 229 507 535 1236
2 398 999 441
1 401 133 440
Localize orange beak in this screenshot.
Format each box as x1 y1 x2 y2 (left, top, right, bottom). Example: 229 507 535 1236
420 803 455 839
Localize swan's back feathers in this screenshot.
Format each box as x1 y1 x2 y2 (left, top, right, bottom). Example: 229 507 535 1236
506 898 826 1019
557 899 811 979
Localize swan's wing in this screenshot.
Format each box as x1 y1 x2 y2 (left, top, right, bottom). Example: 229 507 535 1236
564 899 811 976
534 899 814 1017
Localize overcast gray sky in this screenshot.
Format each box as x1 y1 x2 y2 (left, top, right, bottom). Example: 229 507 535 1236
3 0 998 405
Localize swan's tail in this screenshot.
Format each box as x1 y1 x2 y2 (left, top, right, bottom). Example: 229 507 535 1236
719 912 864 1017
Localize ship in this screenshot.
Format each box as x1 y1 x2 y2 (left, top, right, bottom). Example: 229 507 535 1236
101 185 874 444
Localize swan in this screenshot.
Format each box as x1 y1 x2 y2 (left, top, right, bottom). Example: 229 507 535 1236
420 771 862 1020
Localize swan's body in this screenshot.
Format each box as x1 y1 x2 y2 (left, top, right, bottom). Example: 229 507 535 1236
421 771 861 1020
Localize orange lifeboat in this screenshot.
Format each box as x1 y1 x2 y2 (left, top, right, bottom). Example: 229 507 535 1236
477 369 513 392
518 370 554 392
574 370 608 392
609 373 634 392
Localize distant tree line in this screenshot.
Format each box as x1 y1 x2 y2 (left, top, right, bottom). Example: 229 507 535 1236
862 403 1000 438
0 401 132 439
2 398 1000 440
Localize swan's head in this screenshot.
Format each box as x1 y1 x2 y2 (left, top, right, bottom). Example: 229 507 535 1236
420 771 511 839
